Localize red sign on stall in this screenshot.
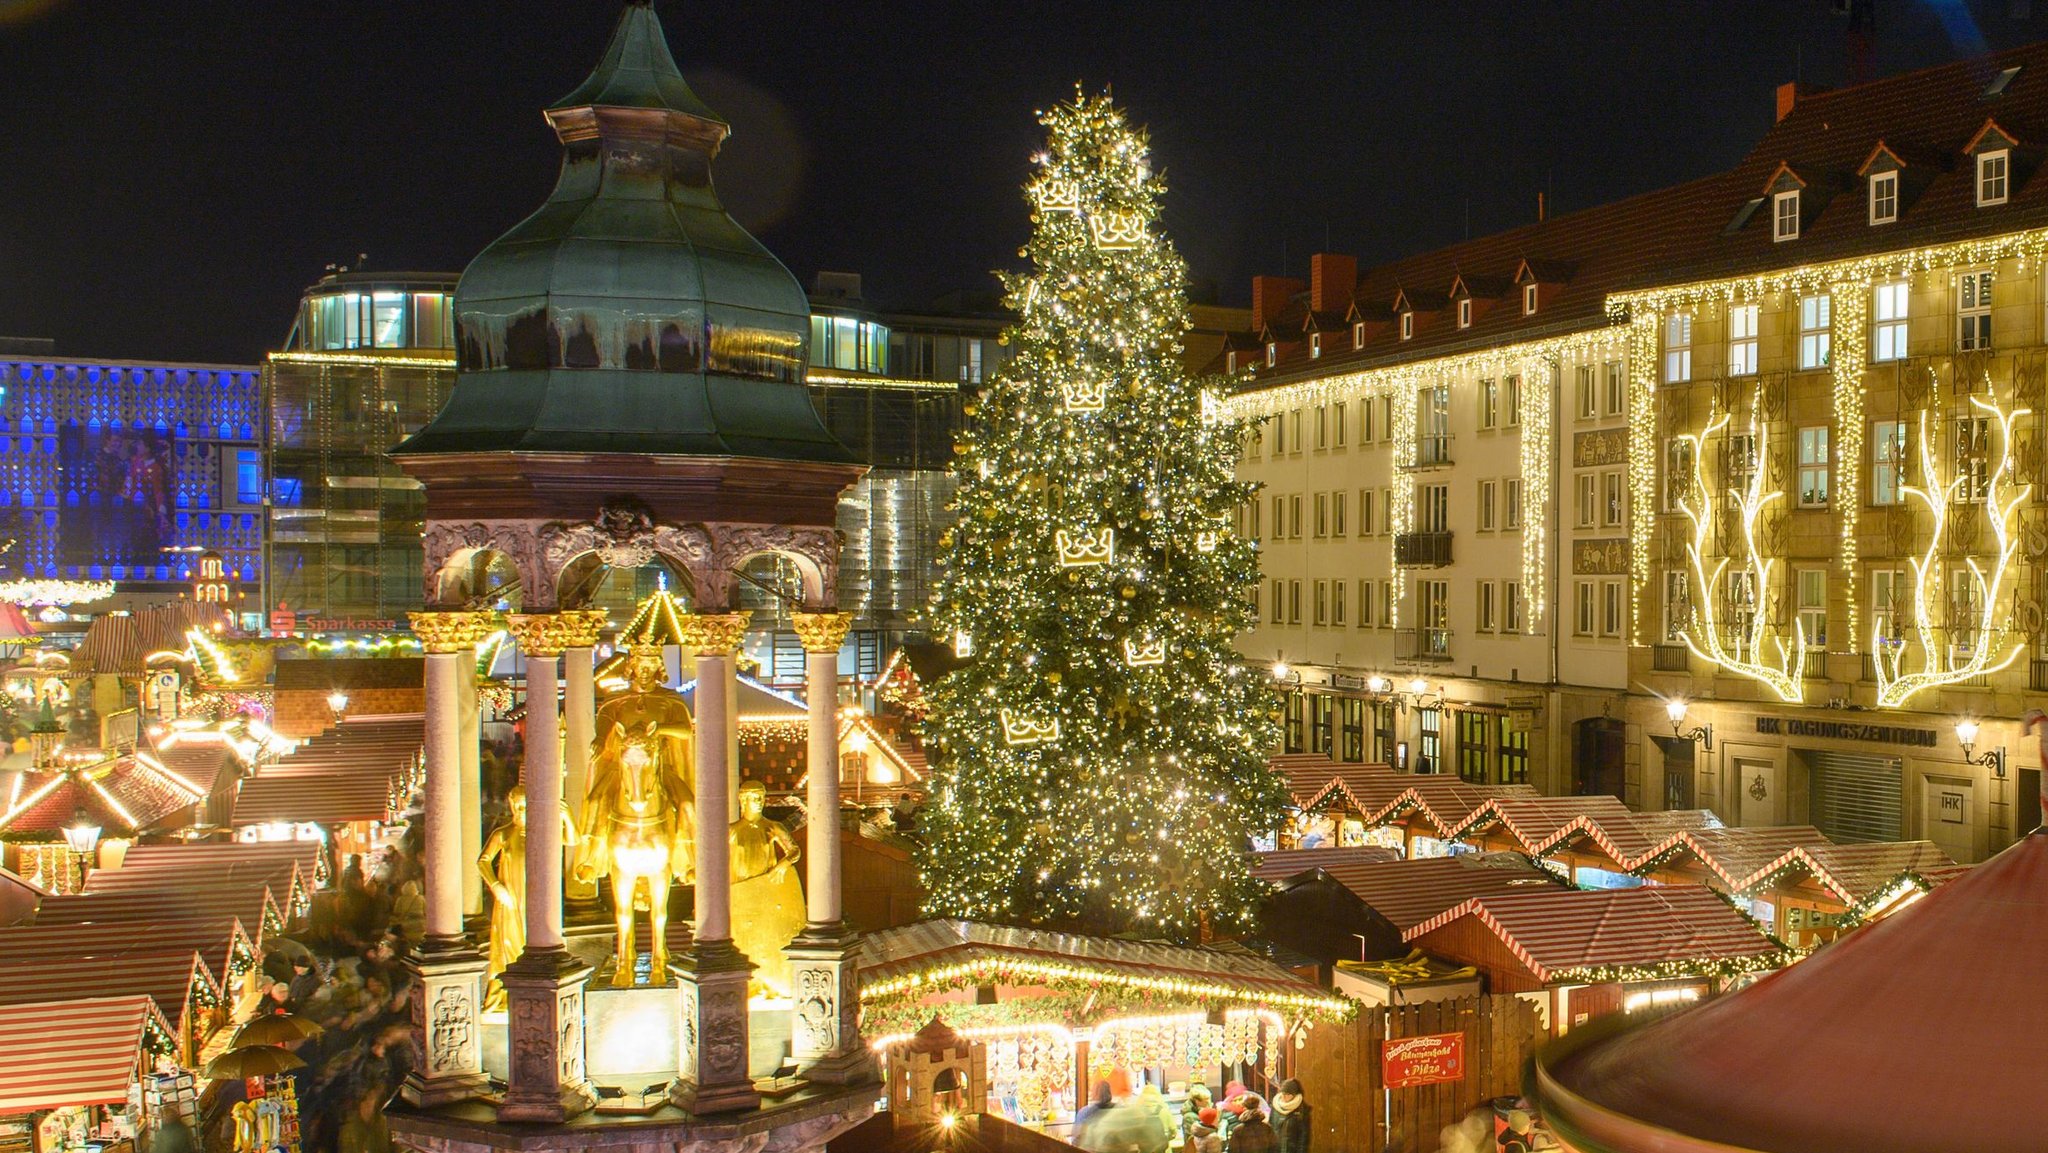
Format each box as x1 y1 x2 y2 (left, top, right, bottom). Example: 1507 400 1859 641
1382 1032 1466 1088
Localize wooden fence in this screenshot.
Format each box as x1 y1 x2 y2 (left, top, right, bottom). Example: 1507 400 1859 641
1293 995 1544 1153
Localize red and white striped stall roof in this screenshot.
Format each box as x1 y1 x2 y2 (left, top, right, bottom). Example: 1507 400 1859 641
1406 884 1784 983
0 995 167 1113
231 713 423 827
0 916 254 983
0 949 216 1035
34 884 279 936
1263 851 1568 932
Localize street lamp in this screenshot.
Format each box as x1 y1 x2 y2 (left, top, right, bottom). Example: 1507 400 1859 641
1366 675 1390 694
1955 720 2007 778
1665 699 1713 751
63 809 102 890
327 690 350 718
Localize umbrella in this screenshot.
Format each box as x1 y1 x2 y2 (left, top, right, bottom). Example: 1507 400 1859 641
231 1014 323 1047
204 1043 306 1080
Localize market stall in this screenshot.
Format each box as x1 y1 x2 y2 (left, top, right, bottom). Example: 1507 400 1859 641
0 995 180 1153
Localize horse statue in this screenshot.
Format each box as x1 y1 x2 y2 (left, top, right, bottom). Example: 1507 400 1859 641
575 718 695 985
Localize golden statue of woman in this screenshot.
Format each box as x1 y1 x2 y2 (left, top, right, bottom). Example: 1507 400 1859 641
576 647 695 985
477 785 577 1010
729 779 805 998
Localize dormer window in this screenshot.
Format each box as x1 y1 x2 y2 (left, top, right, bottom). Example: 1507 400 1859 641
1457 298 1473 329
1400 312 1414 341
1523 283 1538 315
1226 351 1238 373
1353 321 1366 349
1266 342 1277 368
1773 190 1801 241
1310 333 1322 359
1869 171 1898 224
1979 150 2010 206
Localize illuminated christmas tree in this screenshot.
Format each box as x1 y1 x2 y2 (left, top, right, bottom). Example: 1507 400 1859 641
919 93 1284 940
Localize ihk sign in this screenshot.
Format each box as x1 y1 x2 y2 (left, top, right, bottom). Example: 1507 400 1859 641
1382 1032 1466 1089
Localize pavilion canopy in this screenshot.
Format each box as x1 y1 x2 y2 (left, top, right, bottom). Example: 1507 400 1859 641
0 995 170 1113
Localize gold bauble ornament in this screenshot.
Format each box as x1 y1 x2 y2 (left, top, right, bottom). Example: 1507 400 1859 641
1045 671 1062 685
1119 586 1136 599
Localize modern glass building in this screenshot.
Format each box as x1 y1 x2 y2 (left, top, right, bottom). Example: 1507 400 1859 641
264 270 458 624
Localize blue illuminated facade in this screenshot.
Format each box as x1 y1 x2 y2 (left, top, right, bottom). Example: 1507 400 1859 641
0 358 262 591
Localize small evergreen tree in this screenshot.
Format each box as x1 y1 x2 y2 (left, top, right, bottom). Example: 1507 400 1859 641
919 92 1284 940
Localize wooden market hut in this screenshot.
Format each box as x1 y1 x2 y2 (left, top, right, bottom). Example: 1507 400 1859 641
857 919 1353 1127
228 713 424 863
32 881 288 941
1405 885 1785 1035
0 995 178 1134
88 840 320 918
0 948 221 1066
1531 827 2048 1153
0 916 259 1017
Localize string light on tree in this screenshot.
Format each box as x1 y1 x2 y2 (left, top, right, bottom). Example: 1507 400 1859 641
921 90 1284 941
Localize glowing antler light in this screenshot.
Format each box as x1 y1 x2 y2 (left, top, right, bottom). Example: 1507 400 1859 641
1674 409 1806 703
1873 395 2031 708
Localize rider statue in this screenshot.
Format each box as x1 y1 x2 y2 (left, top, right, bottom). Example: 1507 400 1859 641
575 646 696 985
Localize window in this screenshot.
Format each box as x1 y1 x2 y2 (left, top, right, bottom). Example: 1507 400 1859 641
1873 281 1908 362
1797 426 1831 507
1955 415 1991 503
1602 580 1625 637
1664 313 1693 383
1498 727 1529 784
1478 480 1498 531
1418 708 1441 774
1291 409 1304 451
1359 489 1376 537
1503 478 1523 529
1419 581 1450 655
1418 385 1451 464
1271 494 1283 536
1480 379 1499 429
234 449 264 505
1575 581 1596 636
1458 711 1490 783
1313 580 1328 626
1797 569 1828 648
1227 351 1239 374
1727 431 1759 491
1524 283 1539 315
1458 298 1474 328
1477 581 1497 632
1265 343 1277 367
1664 439 1696 512
1798 293 1832 370
1289 580 1302 624
1872 420 1907 506
1978 150 2010 206
1353 321 1366 349
1358 579 1376 628
1384 582 1398 628
1290 494 1304 537
1603 470 1625 526
1418 484 1449 533
1314 492 1329 538
1273 413 1286 454
1269 580 1284 624
1332 580 1347 627
1729 303 1759 376
1380 396 1394 441
1575 365 1597 420
1315 406 1329 450
1400 311 1414 340
1870 170 1899 224
1249 499 1262 541
1663 570 1692 643
1604 361 1625 416
1950 565 1986 648
1333 402 1347 448
1576 474 1598 528
1504 582 1524 633
1332 490 1347 536
1505 375 1522 427
1959 270 1993 351
1360 400 1375 443
1870 568 1904 646
1773 190 1800 241
1310 332 1322 359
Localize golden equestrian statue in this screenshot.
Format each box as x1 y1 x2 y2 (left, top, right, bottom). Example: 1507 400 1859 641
575 647 696 986
729 779 805 998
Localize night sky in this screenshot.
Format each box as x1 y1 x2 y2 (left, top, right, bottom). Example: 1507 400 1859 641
0 0 2040 365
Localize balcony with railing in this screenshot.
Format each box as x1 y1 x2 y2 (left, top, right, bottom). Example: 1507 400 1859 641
1397 626 1454 662
1394 531 1454 567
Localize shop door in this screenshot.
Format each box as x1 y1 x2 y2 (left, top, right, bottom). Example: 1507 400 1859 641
1574 717 1626 800
1734 757 1777 827
1920 776 1977 863
1802 749 1904 843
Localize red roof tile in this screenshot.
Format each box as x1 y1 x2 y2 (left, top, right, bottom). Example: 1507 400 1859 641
0 996 170 1111
1269 852 1564 933
1408 885 1783 982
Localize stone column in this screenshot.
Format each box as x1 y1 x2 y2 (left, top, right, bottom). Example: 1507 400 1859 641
785 612 870 1084
497 610 606 1123
458 650 484 921
401 611 494 1107
562 641 598 905
671 611 761 1114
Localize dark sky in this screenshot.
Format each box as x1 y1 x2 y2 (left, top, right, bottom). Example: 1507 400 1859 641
0 0 2039 365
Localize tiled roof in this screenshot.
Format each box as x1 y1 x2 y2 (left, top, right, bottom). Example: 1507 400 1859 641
1755 839 1960 902
1274 852 1565 933
1409 884 1784 982
93 841 316 905
0 916 253 992
0 996 170 1111
0 758 206 837
0 948 216 1033
34 883 280 937
231 713 423 826
1650 824 1832 889
1251 845 1404 884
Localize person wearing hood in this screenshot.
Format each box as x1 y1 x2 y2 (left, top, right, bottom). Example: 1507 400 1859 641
1133 1084 1175 1153
1180 1084 1213 1151
1270 1080 1310 1153
1225 1096 1278 1153
1189 1108 1223 1153
1076 1081 1116 1148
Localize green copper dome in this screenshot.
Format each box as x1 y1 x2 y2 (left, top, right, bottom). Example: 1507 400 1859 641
396 2 851 463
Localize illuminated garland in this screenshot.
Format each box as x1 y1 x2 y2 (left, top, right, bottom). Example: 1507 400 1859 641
1390 378 1418 623
1624 312 1661 643
1829 282 1867 650
1874 395 2030 706
0 579 115 606
1837 871 1942 925
859 955 1355 1022
1517 355 1553 627
1545 952 1786 986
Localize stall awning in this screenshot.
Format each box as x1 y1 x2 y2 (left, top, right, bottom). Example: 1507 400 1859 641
0 995 166 1113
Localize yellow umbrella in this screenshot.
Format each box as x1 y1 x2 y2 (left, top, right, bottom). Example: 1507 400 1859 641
204 1043 306 1080
231 1014 323 1047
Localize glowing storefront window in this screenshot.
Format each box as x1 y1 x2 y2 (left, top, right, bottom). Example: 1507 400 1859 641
372 292 407 347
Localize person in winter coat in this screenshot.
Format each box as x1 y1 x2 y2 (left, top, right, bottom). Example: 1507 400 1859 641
1076 1082 1115 1145
1188 1108 1224 1153
1180 1082 1213 1146
1132 1084 1176 1153
1225 1097 1279 1153
1269 1079 1310 1153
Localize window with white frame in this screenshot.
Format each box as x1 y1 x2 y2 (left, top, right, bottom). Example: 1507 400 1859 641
1358 579 1375 628
1955 415 1991 503
1504 478 1523 529
1798 293 1832 369
1270 494 1283 536
1576 474 1598 528
1314 492 1329 538
1727 431 1759 491
1291 493 1304 537
1477 581 1496 632
1333 580 1347 627
1400 311 1414 340
1314 580 1328 626
1310 333 1322 359
1773 190 1801 241
1504 582 1524 633
1604 360 1625 416
1664 438 1696 512
1266 342 1277 367
1575 581 1596 636
1601 580 1625 637
1729 303 1760 375
1248 499 1261 541
1480 379 1499 430
1872 420 1907 506
1575 365 1597 420
1951 565 1985 654
1333 401 1347 448
1418 385 1451 465
1524 283 1539 315
1873 281 1908 361
1959 270 1993 351
1315 406 1329 450
1384 582 1398 628
1663 570 1692 642
1332 490 1347 536
1360 398 1375 443
1289 579 1302 624
1269 580 1284 624
1273 413 1286 454
1603 470 1625 526
1725 570 1758 657
1797 426 1831 507
1291 409 1304 451
1478 479 1498 531
1664 313 1693 383
1359 489 1376 537
1418 484 1449 533
1419 581 1450 651
1380 396 1394 441
1978 150 2010 206
1227 351 1239 374
1458 298 1473 328
1870 170 1899 224
1797 568 1828 647
1354 321 1366 349
1506 375 1522 427
1870 568 1903 646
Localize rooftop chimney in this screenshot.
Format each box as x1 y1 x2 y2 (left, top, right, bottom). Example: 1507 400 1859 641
1776 81 1817 123
1251 275 1306 329
1309 254 1358 315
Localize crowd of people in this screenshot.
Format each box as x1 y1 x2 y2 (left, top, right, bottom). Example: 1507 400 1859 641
1073 1074 1311 1153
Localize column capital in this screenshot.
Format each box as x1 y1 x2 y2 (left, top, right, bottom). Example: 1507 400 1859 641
792 611 855 654
681 611 751 654
410 611 495 654
508 610 607 657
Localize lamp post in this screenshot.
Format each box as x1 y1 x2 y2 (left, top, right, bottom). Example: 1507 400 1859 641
63 810 102 892
1665 699 1714 751
327 690 349 722
1955 720 2007 778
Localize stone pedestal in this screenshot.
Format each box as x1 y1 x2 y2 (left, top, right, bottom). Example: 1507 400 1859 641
496 949 597 1123
785 929 871 1085
401 943 492 1106
583 981 680 1086
668 940 761 1115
